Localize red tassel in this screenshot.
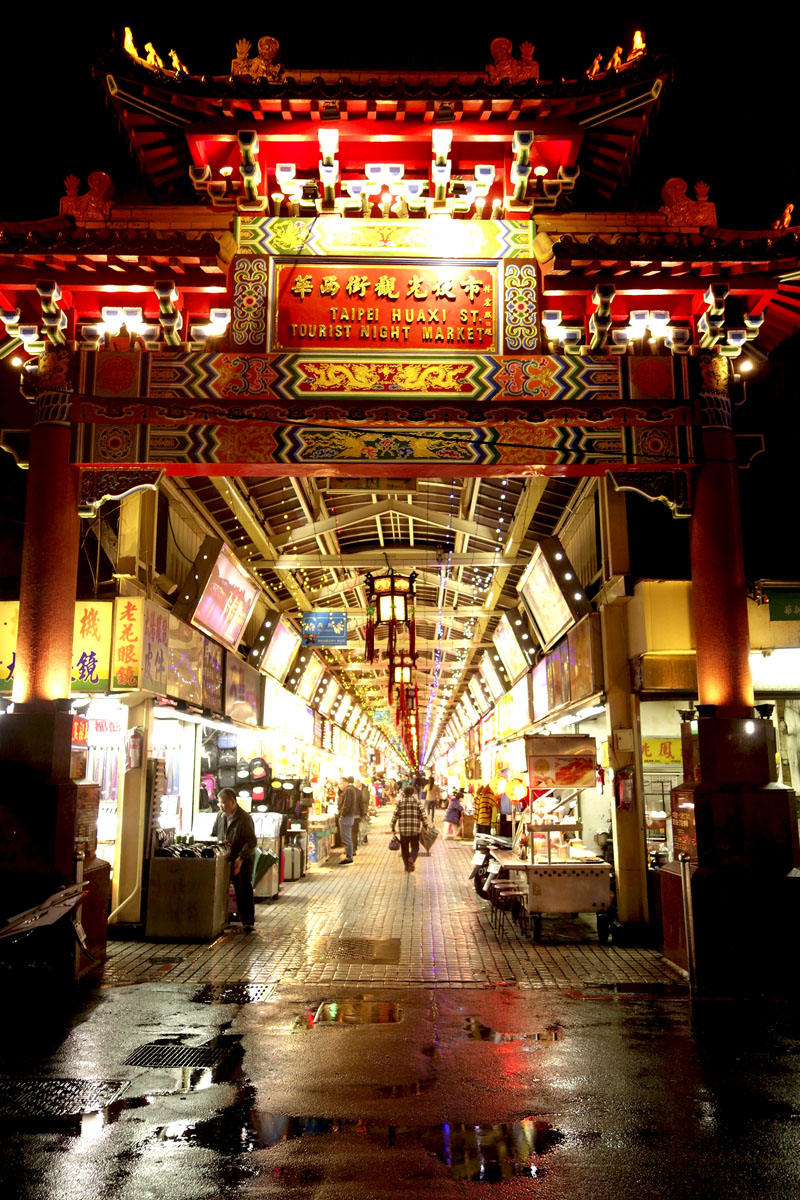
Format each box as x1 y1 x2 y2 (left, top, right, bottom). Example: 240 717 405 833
408 606 416 660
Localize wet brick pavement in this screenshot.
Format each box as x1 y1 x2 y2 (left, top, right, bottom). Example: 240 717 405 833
103 808 683 991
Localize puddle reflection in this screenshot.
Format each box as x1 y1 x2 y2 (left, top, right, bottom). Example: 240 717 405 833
152 1085 563 1180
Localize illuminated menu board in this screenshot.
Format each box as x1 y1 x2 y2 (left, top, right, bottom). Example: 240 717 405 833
297 653 325 702
479 653 504 701
336 692 352 724
260 617 301 684
492 613 528 685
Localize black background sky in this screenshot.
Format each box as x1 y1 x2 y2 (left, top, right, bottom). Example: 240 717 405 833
0 13 797 583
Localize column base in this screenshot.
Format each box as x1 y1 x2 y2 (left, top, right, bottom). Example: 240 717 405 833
691 867 800 995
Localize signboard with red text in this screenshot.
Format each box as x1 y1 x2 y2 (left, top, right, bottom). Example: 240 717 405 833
273 262 498 353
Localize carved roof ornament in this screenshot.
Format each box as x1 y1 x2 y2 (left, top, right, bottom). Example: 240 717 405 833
59 173 114 221
231 36 283 82
486 38 539 84
660 178 717 227
773 203 794 230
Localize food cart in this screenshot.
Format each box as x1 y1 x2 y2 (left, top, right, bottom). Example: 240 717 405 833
486 734 613 941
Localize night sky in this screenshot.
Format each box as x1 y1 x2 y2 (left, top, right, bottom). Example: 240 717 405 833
0 14 796 582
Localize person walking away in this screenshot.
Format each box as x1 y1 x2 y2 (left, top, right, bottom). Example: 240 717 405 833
213 787 257 931
337 776 358 864
390 785 430 873
474 785 498 837
352 777 367 854
443 791 465 839
424 775 440 824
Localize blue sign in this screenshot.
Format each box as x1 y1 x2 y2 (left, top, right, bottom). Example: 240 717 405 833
301 611 347 647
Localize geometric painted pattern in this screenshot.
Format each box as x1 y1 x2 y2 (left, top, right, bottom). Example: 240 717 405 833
75 416 695 473
235 215 534 259
503 262 538 352
82 348 687 410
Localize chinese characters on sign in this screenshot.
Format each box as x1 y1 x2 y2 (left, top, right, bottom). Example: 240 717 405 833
301 611 348 647
72 601 113 691
275 264 497 352
112 597 142 690
141 600 169 694
767 590 800 621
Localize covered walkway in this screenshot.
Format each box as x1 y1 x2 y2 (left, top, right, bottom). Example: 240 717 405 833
103 808 682 991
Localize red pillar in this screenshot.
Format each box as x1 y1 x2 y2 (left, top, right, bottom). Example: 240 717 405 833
11 393 80 708
689 354 753 718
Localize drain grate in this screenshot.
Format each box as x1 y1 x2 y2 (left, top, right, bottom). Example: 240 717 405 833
308 936 401 964
193 983 277 1005
147 956 184 965
123 1043 231 1068
0 1078 129 1118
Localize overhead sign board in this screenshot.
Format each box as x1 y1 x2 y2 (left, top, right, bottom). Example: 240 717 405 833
274 262 498 353
301 611 347 647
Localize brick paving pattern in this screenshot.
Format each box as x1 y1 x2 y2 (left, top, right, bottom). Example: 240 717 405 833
102 807 684 990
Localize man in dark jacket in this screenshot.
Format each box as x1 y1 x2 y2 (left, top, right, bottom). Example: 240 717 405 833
337 776 357 864
214 787 257 930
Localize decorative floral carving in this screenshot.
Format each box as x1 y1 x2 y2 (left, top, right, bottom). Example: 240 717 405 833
660 178 717 227
486 39 539 84
231 36 283 82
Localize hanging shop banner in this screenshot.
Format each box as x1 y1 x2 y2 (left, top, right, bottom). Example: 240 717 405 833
224 653 261 726
274 262 498 353
140 600 169 695
481 709 497 746
313 709 324 749
641 738 682 765
165 614 204 705
111 597 143 690
71 600 113 693
372 707 392 728
525 734 597 789
300 611 348 647
202 637 224 713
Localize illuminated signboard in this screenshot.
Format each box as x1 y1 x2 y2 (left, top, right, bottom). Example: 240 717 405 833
492 613 528 685
335 692 352 724
190 543 260 653
224 653 261 726
468 675 489 715
318 675 340 716
517 540 589 651
274 262 498 354
297 653 325 702
260 617 301 685
479 653 504 701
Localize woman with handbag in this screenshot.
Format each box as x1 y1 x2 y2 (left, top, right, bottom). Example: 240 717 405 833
389 786 430 873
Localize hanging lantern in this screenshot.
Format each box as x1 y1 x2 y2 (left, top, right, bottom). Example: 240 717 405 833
506 777 528 804
364 569 417 698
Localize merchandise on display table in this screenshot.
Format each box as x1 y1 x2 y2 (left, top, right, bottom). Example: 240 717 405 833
307 814 335 866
